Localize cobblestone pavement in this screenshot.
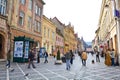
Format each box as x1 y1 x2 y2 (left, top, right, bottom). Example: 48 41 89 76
0 53 120 80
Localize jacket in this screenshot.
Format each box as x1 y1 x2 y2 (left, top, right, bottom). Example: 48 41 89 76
81 51 87 60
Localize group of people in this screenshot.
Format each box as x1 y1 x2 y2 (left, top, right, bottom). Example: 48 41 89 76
6 47 118 71
28 48 48 69
104 48 118 66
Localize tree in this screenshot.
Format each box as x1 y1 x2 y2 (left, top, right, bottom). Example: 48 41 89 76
57 50 60 60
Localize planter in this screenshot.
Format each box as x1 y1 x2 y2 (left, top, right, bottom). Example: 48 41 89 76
55 60 62 65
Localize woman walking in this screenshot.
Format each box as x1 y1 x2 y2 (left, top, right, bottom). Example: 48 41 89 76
104 49 111 66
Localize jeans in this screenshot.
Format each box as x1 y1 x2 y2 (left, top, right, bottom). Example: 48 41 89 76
82 59 86 66
111 58 115 66
6 60 10 68
66 59 70 70
44 57 48 63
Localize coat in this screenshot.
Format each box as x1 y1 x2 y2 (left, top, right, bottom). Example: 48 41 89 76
105 51 111 66
81 51 87 60
65 52 71 59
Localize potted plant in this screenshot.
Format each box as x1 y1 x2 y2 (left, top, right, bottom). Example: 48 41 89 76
55 50 62 64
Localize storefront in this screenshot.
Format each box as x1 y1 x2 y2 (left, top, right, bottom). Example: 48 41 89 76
13 36 34 63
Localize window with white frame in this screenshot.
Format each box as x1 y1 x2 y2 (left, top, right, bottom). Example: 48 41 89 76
28 16 32 29
35 5 38 14
35 4 41 16
0 0 6 16
39 8 41 16
28 0 32 10
20 0 25 5
19 11 24 26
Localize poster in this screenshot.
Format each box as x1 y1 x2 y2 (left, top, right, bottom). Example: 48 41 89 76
14 41 23 57
24 41 29 58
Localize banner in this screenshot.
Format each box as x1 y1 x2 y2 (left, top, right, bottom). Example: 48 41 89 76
14 41 23 57
24 41 29 58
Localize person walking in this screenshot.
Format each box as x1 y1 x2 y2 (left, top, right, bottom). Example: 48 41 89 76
95 50 100 62
70 50 74 65
44 51 48 63
28 49 36 69
6 50 11 68
110 49 115 66
81 50 87 66
65 51 71 70
104 49 111 66
37 51 40 63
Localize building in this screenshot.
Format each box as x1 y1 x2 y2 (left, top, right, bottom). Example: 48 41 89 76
0 0 9 60
41 15 56 55
95 0 120 63
0 0 45 61
55 28 64 56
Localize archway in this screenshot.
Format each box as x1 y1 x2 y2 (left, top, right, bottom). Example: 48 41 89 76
0 34 5 59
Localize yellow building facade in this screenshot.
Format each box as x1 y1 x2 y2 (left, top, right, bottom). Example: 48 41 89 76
97 0 118 54
41 15 56 55
64 23 77 53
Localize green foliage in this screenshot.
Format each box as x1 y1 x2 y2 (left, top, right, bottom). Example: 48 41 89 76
57 50 60 60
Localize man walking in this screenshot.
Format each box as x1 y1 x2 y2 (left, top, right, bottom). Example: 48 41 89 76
28 49 36 69
44 51 48 63
6 50 11 68
95 50 100 62
65 51 71 70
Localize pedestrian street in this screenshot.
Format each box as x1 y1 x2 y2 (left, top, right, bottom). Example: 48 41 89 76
1 53 120 80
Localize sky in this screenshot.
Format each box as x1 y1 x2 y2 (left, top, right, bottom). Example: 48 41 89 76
43 0 102 42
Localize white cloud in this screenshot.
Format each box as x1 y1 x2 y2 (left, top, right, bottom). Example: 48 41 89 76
43 0 102 42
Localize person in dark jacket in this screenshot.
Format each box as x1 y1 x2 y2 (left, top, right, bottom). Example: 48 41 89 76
6 50 11 68
70 50 74 64
44 51 48 63
28 49 36 68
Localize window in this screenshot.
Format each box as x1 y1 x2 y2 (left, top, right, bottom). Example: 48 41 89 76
44 27 46 37
39 8 41 16
28 16 32 29
19 11 24 26
0 0 6 16
48 29 50 38
35 5 38 14
28 0 32 10
52 32 54 40
35 4 41 16
20 0 25 5
35 20 41 32
38 22 41 32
